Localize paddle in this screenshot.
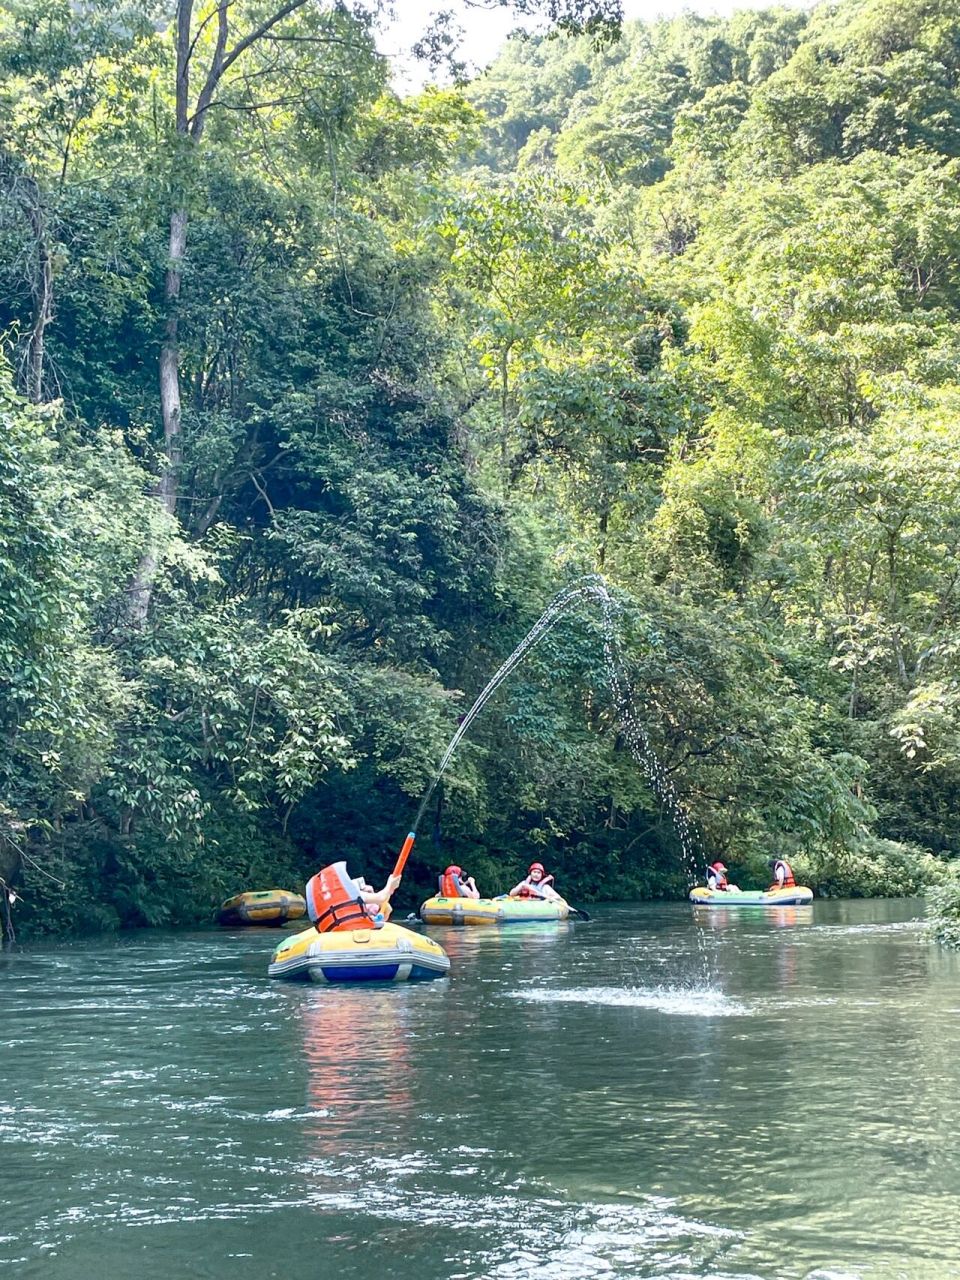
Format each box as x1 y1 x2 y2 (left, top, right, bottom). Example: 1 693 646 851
529 886 591 921
538 876 591 920
534 876 590 921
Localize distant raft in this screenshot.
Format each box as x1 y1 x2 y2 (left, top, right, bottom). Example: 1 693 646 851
217 889 307 926
267 922 450 984
689 886 814 907
419 895 571 926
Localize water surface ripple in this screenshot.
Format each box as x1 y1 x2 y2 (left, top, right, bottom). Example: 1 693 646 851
1 899 957 1279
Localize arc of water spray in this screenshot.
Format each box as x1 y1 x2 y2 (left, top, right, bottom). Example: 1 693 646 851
391 574 700 882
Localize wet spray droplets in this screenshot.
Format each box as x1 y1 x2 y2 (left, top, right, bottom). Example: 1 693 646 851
413 575 703 887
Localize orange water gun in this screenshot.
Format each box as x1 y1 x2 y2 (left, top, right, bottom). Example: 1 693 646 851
391 831 416 881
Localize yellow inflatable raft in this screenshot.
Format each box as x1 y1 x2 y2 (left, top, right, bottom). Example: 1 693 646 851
267 922 450 983
419 895 570 926
689 886 813 907
218 889 306 925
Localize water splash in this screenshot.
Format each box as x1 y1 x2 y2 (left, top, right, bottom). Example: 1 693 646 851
511 985 749 1017
412 574 702 883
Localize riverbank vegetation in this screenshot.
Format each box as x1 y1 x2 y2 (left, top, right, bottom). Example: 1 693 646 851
1 0 959 937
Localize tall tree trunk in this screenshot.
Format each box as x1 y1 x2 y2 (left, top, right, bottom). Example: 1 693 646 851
126 207 190 629
0 834 21 945
159 207 189 517
597 509 609 570
0 150 55 404
126 1 195 627
499 339 513 480
125 0 309 627
887 528 910 689
24 198 53 404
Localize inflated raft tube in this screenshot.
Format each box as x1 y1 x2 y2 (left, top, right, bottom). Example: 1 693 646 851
419 895 570 926
689 886 813 907
218 889 306 925
267 922 450 983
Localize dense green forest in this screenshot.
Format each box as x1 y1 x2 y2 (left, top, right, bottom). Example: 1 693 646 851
1 0 959 939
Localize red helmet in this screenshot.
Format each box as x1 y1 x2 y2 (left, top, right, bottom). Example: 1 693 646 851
710 861 727 872
444 865 463 877
528 862 545 876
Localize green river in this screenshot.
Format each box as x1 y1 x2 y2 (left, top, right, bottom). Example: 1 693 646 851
1 899 958 1279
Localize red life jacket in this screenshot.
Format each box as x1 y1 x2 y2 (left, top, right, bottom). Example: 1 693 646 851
772 859 796 888
709 868 728 889
305 862 373 933
439 872 464 898
516 873 554 899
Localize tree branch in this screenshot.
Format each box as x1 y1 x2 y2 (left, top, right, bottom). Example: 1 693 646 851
198 95 305 115
175 0 195 134
190 1 230 139
185 0 234 69
219 0 312 82
250 470 276 519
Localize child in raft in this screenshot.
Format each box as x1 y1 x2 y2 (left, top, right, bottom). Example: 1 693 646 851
509 861 562 902
438 865 481 899
705 861 740 892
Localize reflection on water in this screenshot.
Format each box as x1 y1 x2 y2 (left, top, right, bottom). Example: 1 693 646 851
1 900 959 1280
301 987 416 1151
694 904 814 930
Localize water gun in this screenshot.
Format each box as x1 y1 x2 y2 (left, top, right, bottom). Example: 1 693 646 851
391 831 416 881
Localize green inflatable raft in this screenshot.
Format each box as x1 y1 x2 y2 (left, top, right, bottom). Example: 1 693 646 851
689 885 813 907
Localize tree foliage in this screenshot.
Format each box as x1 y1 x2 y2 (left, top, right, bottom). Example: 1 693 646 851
3 0 960 936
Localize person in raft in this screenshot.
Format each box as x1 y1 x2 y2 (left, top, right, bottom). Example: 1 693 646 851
768 857 796 891
706 861 739 892
305 861 400 933
438 865 480 899
509 861 562 902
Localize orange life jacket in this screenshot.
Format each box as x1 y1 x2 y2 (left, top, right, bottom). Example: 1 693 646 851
305 862 373 933
708 868 728 890
439 872 464 898
771 859 796 889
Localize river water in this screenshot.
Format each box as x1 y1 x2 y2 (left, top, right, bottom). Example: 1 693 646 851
1 899 957 1280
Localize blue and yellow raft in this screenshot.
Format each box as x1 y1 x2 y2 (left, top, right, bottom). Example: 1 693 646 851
268 921 450 983
689 886 814 907
419 895 570 926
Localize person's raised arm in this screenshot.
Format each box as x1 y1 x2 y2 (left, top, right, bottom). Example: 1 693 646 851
360 874 401 908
